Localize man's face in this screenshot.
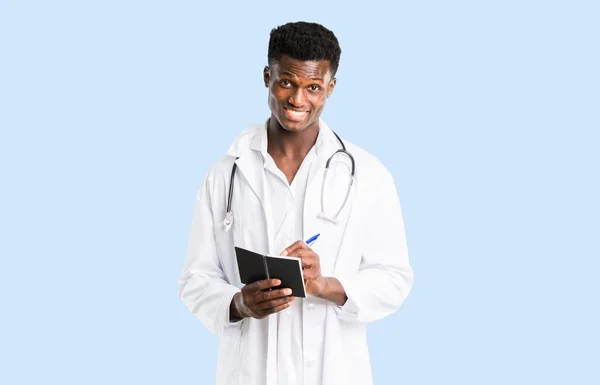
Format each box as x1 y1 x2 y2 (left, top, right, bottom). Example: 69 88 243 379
264 54 336 132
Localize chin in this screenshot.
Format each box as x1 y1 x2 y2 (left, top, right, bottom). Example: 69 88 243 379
277 116 313 133
282 123 307 132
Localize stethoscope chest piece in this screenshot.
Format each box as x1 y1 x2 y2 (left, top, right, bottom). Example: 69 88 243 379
223 211 234 232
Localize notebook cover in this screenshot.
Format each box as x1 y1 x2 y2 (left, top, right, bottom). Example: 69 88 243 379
235 246 268 285
265 255 306 298
234 246 306 297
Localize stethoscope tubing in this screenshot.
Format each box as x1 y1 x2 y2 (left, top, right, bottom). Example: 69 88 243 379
224 130 355 229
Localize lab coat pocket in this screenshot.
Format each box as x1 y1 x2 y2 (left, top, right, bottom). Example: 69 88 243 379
215 324 243 385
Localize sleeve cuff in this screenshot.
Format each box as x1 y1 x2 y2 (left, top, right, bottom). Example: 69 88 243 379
332 275 361 322
220 287 243 334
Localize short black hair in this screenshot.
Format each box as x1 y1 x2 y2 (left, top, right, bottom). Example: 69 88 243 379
267 21 342 76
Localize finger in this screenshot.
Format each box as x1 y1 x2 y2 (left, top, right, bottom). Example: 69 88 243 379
244 279 281 292
290 249 315 267
281 240 309 256
256 295 295 311
302 259 313 270
255 288 293 303
261 297 296 314
302 267 318 279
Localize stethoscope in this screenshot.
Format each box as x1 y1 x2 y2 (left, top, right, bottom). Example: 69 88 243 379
223 129 355 232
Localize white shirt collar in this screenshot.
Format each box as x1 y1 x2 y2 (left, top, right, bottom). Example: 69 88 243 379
234 118 338 159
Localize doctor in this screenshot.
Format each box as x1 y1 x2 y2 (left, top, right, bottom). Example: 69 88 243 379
178 21 414 385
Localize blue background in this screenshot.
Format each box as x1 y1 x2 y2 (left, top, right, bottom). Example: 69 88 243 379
1 1 598 384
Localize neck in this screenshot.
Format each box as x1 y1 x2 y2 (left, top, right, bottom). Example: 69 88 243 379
266 117 319 160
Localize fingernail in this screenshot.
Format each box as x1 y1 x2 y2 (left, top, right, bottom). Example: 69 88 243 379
284 289 292 295
274 279 281 285
281 250 288 256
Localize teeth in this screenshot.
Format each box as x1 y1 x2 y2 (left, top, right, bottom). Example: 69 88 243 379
287 109 307 116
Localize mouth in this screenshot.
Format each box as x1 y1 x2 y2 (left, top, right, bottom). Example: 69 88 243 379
283 106 309 122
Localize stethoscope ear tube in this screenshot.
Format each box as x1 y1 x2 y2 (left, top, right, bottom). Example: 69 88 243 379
224 157 239 232
226 160 238 214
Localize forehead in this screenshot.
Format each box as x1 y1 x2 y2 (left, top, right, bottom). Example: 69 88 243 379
273 54 332 80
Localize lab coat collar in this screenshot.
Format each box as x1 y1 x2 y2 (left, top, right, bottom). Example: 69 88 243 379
226 118 340 158
223 117 346 271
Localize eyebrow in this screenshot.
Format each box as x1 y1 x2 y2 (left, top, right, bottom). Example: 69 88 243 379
282 71 324 81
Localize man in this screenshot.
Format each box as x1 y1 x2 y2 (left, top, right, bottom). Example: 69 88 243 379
178 21 413 385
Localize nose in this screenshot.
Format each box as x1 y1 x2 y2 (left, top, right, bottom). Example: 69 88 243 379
287 88 305 107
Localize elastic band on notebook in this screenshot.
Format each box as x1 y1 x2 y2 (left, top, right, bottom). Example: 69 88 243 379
262 255 270 280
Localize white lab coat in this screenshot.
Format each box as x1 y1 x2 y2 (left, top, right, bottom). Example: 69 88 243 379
178 119 414 385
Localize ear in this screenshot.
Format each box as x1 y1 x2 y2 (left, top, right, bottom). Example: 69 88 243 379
263 66 270 88
327 77 337 98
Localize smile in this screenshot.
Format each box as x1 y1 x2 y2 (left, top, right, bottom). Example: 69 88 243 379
284 107 308 121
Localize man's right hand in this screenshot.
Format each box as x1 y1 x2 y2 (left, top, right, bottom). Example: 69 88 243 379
230 279 295 320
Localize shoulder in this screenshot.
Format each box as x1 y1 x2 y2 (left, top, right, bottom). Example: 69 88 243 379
206 154 237 179
338 136 394 183
193 154 235 205
194 126 256 201
335 136 402 211
202 122 264 185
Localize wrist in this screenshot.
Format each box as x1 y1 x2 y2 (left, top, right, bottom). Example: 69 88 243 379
316 276 332 295
317 277 347 306
229 292 245 321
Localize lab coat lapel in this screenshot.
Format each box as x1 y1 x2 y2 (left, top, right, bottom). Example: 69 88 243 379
232 152 273 250
230 144 278 385
303 139 353 278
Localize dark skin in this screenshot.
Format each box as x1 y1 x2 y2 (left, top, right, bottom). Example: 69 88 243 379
229 55 347 321
263 54 335 184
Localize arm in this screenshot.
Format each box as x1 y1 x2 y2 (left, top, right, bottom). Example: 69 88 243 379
313 277 347 306
332 169 414 324
177 185 241 336
281 169 413 321
178 182 297 332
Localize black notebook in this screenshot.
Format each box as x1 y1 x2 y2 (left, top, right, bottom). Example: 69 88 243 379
234 246 306 297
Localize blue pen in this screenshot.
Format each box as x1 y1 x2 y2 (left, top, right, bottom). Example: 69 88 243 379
305 233 320 246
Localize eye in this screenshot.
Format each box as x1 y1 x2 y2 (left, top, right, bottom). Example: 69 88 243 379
279 80 291 88
309 84 322 92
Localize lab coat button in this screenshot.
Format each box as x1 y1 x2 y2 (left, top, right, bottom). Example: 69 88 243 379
307 358 315 367
307 303 315 311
